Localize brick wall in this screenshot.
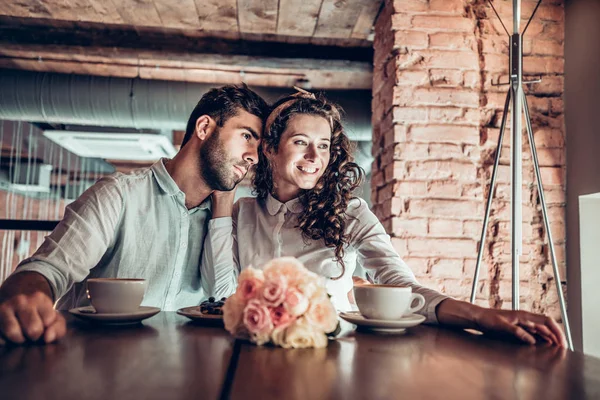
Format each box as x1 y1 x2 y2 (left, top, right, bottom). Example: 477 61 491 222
371 0 566 319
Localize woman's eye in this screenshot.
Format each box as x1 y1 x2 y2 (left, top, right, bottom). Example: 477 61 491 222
318 144 329 150
243 133 251 141
294 140 307 146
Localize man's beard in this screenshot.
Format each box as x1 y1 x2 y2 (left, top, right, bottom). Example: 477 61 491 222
199 127 248 191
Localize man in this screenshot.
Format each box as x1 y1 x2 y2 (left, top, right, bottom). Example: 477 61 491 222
0 85 268 345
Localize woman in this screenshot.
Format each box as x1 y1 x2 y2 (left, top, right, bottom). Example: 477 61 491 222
202 90 566 346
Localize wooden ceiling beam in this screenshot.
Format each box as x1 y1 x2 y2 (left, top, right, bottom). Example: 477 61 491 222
0 16 373 60
0 44 373 89
0 15 374 89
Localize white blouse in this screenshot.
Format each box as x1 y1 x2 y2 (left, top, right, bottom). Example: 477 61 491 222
201 194 449 324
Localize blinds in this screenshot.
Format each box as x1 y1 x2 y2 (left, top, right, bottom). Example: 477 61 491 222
0 120 104 283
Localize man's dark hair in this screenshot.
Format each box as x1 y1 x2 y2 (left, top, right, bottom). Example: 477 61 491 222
181 84 269 147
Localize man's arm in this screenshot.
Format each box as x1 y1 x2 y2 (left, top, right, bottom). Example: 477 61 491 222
0 176 124 345
200 191 239 299
0 271 53 301
0 271 66 345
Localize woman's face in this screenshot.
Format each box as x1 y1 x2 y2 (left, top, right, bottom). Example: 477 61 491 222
267 114 332 202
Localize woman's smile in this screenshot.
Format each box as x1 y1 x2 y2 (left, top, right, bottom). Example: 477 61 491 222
267 114 332 202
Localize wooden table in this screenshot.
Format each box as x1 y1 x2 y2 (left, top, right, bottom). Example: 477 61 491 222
0 312 599 400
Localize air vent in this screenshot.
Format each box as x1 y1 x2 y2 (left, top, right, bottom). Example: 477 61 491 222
43 131 177 161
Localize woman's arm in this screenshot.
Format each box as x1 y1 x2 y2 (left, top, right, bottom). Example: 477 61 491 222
0 176 124 344
435 298 566 346
350 200 565 346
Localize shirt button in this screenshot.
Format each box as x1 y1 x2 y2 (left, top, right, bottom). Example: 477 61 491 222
181 242 187 249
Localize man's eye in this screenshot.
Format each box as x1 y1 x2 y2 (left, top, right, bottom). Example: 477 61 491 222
243 133 251 141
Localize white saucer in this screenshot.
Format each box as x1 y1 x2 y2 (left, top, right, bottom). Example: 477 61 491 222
69 306 161 324
177 306 224 327
339 311 426 333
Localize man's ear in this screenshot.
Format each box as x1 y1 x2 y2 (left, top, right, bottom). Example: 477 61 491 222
194 115 215 141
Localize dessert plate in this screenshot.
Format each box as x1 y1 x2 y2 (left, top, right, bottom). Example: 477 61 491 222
177 306 224 327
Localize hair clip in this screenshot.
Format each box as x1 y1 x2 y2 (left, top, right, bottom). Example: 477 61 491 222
292 86 316 99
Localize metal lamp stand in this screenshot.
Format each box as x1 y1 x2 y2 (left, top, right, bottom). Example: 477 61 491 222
469 0 573 350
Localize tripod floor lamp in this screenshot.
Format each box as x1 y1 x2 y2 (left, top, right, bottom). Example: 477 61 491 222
469 0 573 350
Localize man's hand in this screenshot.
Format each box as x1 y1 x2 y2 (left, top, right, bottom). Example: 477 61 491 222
211 189 237 218
0 292 66 345
474 308 566 347
436 298 566 347
0 272 67 346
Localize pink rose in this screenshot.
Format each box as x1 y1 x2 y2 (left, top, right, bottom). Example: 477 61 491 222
238 268 264 302
222 294 245 335
304 295 338 333
262 276 287 307
283 288 309 317
243 299 273 336
270 305 295 328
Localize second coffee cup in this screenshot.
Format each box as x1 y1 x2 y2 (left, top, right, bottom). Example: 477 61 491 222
353 284 425 320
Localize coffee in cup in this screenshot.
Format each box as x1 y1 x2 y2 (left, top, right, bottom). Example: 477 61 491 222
87 278 147 314
353 284 425 320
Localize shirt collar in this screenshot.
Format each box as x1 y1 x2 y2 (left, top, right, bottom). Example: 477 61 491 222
265 193 304 215
152 158 211 212
152 158 180 196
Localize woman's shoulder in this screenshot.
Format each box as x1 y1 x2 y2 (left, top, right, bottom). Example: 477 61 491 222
344 197 383 234
345 197 371 217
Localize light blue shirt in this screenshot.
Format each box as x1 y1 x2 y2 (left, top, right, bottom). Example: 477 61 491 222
15 159 211 311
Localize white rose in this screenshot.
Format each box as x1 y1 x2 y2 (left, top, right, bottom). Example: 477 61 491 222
284 317 328 349
251 331 271 346
271 325 290 348
263 257 306 285
304 294 338 334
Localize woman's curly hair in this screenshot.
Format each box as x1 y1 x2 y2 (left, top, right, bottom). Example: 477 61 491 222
253 94 365 279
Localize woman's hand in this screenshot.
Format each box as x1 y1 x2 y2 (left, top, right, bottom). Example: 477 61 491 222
436 298 566 347
474 308 566 347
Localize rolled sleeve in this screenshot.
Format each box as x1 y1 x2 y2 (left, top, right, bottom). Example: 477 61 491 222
12 176 124 301
12 261 62 302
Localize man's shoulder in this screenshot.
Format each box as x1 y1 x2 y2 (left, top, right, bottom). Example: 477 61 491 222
78 167 154 203
109 166 154 189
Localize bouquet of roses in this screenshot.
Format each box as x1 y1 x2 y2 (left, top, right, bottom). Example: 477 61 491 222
222 257 339 348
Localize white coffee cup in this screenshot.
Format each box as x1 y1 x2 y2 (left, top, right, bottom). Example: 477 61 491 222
353 284 425 320
86 278 147 314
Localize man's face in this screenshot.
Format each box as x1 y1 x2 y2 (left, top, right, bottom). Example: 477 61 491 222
199 110 263 191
